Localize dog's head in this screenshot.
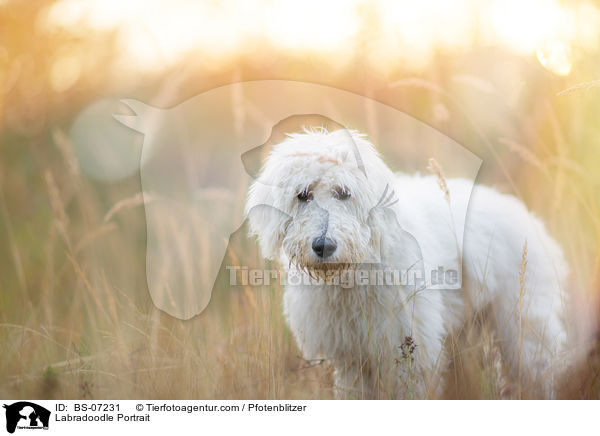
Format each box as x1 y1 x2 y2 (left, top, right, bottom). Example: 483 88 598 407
245 128 395 275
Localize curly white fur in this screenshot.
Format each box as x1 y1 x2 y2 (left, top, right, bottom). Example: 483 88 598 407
245 128 568 399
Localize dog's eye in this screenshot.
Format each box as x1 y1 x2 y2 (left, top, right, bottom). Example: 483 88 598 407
297 190 313 202
333 186 351 200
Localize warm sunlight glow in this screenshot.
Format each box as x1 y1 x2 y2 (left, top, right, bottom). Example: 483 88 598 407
41 0 600 75
375 0 474 69
265 0 360 51
486 0 567 54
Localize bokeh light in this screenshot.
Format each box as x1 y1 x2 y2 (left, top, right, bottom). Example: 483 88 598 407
70 98 143 182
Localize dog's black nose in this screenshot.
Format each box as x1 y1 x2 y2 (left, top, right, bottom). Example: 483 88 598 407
312 236 337 258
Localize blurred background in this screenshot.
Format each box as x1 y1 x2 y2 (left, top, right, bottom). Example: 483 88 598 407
1 0 600 399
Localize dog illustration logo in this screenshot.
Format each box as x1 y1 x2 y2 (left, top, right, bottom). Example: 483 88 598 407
3 402 50 433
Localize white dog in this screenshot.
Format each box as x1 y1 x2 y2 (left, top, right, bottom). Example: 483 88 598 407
245 128 568 399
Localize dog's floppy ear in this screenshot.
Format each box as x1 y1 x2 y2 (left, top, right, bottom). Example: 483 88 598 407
245 182 291 260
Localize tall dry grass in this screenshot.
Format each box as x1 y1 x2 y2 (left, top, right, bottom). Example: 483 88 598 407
1 107 597 400
0 143 335 398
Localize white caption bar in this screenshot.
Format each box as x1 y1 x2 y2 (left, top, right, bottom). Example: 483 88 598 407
0 400 595 436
